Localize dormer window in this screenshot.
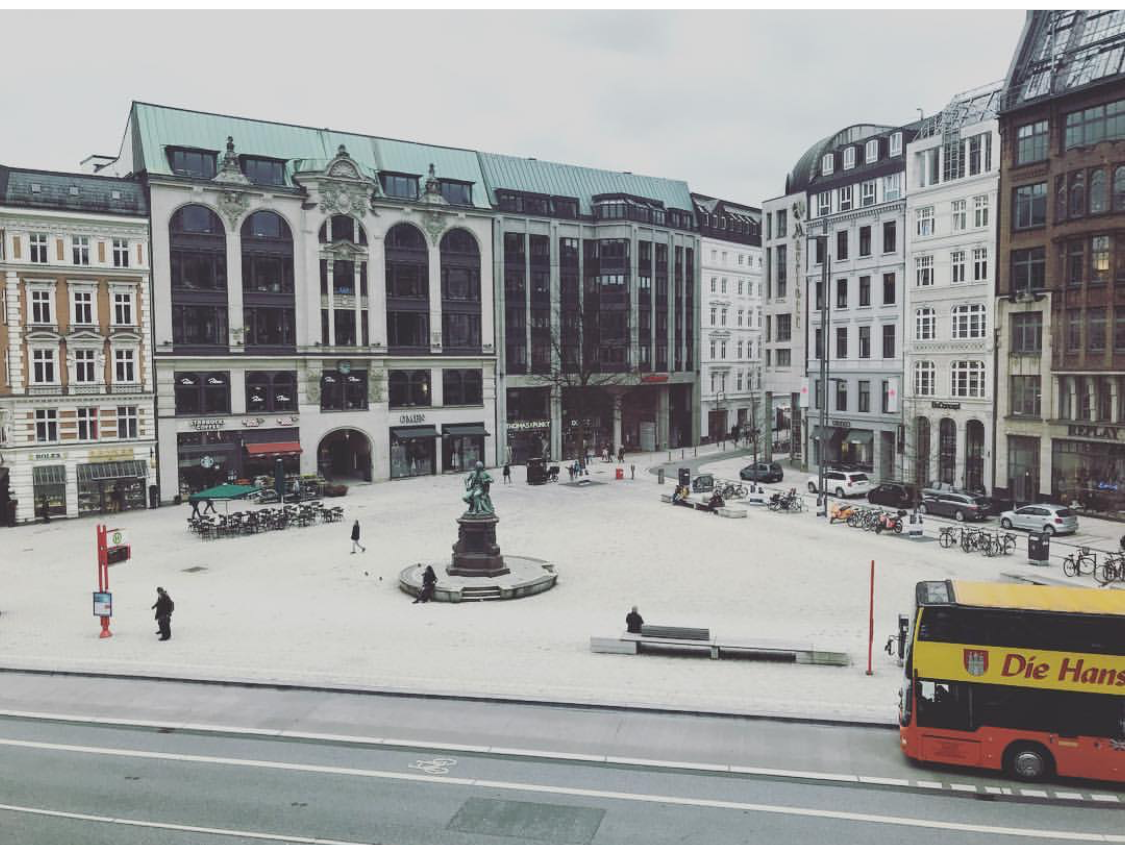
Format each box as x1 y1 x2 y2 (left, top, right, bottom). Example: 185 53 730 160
379 172 419 200
843 147 856 170
890 132 903 156
241 156 287 186
168 148 217 179
438 180 473 206
865 139 879 163
821 154 835 175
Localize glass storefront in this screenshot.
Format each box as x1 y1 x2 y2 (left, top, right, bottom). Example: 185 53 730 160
32 465 67 517
506 421 550 465
177 431 238 497
390 426 437 478
443 423 487 473
77 460 147 514
1007 435 1040 503
1052 438 1125 515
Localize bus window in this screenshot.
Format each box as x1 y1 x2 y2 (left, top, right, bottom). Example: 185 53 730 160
917 679 972 731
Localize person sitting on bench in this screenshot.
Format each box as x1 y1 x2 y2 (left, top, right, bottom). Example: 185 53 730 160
705 489 725 512
626 606 644 633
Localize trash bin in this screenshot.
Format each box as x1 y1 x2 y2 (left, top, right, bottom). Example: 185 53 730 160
1028 531 1050 566
678 468 690 489
657 468 665 485
615 467 624 481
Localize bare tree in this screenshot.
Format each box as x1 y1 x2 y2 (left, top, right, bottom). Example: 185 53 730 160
524 303 642 462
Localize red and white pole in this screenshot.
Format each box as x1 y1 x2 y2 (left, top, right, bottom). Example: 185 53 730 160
96 524 111 638
865 559 874 675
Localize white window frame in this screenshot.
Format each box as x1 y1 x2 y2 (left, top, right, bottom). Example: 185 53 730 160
952 304 987 339
839 185 853 211
890 132 903 156
883 173 902 202
951 199 967 232
70 283 97 326
31 347 58 385
116 405 139 440
916 206 935 237
35 408 58 443
865 139 879 163
28 232 48 264
28 285 54 325
75 406 99 441
914 361 936 397
973 195 989 227
113 347 137 384
915 255 934 287
110 284 137 327
112 238 130 268
972 247 989 282
817 191 830 216
860 181 876 207
822 153 834 175
72 347 98 384
951 360 986 398
915 307 936 340
843 147 856 170
950 250 966 283
72 235 90 266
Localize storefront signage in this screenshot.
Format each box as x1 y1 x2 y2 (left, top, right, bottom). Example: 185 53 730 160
29 451 63 462
92 591 112 618
276 416 299 426
337 360 352 375
1067 424 1125 441
88 448 134 463
641 374 668 383
507 420 551 431
200 455 215 468
829 419 852 429
931 401 961 410
399 412 426 424
241 417 266 428
190 419 226 431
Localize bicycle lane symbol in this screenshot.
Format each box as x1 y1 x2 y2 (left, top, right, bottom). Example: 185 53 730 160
410 757 458 775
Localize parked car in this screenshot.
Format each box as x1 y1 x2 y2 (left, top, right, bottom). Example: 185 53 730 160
867 482 919 509
740 462 784 483
999 503 1079 536
918 490 991 522
807 470 873 498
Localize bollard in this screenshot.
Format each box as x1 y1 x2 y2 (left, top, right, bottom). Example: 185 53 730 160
658 468 665 484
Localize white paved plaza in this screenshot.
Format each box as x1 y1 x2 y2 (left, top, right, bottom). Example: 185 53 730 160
0 446 1116 723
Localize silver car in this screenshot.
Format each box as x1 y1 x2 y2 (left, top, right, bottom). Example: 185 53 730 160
999 503 1079 536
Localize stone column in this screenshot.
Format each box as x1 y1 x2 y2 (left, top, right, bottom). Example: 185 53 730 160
368 240 387 351
5 271 23 391
1111 376 1120 423
550 386 563 462
956 420 968 489
353 262 363 346
612 391 623 454
226 229 244 353
429 239 442 354
325 259 336 346
1087 376 1097 422
656 385 670 451
762 390 773 461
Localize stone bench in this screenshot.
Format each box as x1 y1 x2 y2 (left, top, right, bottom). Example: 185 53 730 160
590 631 850 666
660 495 742 517
641 624 710 640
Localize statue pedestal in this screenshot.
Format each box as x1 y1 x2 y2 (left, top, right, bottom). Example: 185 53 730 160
448 513 509 577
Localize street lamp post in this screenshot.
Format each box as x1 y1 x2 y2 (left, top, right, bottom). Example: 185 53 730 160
817 229 832 517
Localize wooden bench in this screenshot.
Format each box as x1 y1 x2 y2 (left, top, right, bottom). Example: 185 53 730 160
640 624 710 640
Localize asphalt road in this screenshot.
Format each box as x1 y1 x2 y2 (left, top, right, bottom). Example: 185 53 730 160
0 673 1122 844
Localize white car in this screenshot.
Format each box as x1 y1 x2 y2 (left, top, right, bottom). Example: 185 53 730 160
999 504 1079 536
807 470 873 498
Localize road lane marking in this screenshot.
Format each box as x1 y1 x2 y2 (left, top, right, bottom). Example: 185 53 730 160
408 757 457 775
0 738 1122 842
0 712 1118 807
1021 790 1050 798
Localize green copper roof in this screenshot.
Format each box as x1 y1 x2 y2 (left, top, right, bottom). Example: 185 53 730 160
477 152 694 216
128 103 492 209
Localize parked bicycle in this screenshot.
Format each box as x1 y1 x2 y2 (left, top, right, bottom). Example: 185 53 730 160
768 489 805 512
1094 551 1125 586
939 525 961 549
1062 546 1098 578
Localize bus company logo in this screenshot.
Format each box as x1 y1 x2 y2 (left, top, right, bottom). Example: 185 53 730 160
963 649 989 676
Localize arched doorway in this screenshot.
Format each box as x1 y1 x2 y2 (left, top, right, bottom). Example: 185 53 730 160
317 429 372 482
965 420 985 492
938 418 957 485
913 417 930 487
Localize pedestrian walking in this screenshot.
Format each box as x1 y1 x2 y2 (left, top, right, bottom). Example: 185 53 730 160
630 463 635 480
350 519 366 554
39 495 50 523
502 463 512 484
626 605 644 634
152 587 174 641
617 446 625 463
414 565 438 603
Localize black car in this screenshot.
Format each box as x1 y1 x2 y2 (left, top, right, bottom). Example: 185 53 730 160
919 490 991 521
866 482 919 509
740 462 783 483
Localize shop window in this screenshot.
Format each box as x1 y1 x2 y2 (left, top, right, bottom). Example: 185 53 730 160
443 369 483 406
388 369 431 408
320 369 368 411
174 371 230 416
32 464 67 517
170 205 227 290
246 371 298 413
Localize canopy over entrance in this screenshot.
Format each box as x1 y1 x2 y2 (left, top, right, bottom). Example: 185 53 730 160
188 483 258 502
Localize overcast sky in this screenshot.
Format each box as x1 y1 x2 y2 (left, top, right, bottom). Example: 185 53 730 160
1 10 1025 206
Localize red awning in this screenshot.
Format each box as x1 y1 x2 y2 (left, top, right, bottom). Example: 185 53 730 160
245 441 302 457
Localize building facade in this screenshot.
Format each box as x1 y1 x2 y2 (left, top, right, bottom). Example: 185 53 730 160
103 103 498 500
996 10 1125 514
760 191 806 461
800 123 915 481
479 154 701 463
0 166 154 522
692 194 762 443
903 85 1002 494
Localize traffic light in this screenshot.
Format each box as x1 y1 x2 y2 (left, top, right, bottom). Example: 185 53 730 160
106 545 131 565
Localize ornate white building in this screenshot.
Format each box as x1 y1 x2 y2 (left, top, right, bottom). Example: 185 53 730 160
904 84 1002 493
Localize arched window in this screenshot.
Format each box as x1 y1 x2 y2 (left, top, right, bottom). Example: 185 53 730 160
388 369 431 407
914 417 931 487
385 224 429 351
170 205 228 348
965 420 985 492
951 304 986 339
938 418 956 485
241 211 293 293
1089 168 1107 214
318 215 367 245
1113 167 1125 212
440 228 482 352
914 361 935 397
1070 170 1086 218
915 307 935 341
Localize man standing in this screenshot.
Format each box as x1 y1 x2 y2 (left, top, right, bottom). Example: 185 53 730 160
351 519 366 554
626 606 644 634
502 463 512 484
152 587 174 641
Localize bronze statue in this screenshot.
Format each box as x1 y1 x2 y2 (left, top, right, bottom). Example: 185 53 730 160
462 461 494 516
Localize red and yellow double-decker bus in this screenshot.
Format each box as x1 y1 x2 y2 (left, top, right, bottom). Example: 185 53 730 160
900 580 1125 782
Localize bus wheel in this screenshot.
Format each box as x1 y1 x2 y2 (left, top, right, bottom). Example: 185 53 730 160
1005 742 1053 782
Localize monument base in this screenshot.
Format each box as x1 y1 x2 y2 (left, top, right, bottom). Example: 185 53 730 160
448 513 509 577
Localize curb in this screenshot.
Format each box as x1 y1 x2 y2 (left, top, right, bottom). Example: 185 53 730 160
0 665 896 730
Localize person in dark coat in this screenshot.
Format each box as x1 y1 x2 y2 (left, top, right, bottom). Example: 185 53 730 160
415 565 438 603
626 606 644 634
617 446 625 463
350 519 366 554
502 464 512 484
152 587 174 641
